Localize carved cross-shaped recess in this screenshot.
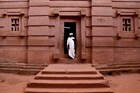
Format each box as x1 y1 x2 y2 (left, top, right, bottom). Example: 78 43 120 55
11 19 19 31
122 18 131 31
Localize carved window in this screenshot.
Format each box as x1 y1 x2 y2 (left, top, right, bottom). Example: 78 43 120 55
11 19 20 31
122 18 131 31
116 10 139 34
121 16 134 32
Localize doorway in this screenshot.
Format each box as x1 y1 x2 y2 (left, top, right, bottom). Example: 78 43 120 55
64 22 76 54
59 17 81 60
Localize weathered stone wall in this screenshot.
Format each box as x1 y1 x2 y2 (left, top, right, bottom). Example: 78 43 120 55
91 0 114 63
0 0 28 63
112 0 140 63
0 0 140 64
28 0 50 63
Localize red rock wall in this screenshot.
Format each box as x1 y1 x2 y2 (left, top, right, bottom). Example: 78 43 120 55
0 0 140 64
112 0 140 63
0 0 28 63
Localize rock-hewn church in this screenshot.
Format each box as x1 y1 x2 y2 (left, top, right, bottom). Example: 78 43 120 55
0 0 140 64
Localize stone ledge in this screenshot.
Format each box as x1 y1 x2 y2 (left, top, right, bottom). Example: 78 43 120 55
0 62 48 75
94 62 140 75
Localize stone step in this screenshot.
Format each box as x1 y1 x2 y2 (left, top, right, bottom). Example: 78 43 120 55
0 62 25 65
0 68 20 74
116 62 140 65
98 69 122 75
97 65 140 70
99 68 140 72
0 62 48 66
25 64 48 67
0 68 42 75
19 69 42 75
120 68 140 73
121 67 140 70
54 58 78 63
25 87 113 93
0 63 47 75
0 65 45 69
35 74 104 80
41 70 97 74
96 66 120 70
98 69 121 72
27 80 109 88
41 64 97 74
118 65 140 68
23 66 45 69
0 65 24 68
99 68 140 75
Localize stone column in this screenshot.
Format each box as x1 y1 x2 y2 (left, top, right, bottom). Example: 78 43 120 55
81 14 87 59
91 0 114 63
27 0 50 64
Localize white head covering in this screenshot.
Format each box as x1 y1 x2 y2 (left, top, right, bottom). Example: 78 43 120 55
69 33 73 36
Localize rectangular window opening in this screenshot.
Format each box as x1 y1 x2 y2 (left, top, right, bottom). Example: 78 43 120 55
122 18 131 32
11 19 20 31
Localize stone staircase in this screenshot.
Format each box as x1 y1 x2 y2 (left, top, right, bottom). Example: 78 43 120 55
25 64 113 93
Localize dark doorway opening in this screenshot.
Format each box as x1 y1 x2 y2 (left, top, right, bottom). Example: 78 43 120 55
64 22 76 54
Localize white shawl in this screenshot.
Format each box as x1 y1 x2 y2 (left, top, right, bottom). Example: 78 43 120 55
67 37 75 59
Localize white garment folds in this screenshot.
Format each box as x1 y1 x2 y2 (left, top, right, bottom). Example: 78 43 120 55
67 37 75 59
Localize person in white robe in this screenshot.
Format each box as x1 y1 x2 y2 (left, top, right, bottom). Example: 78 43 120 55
67 33 75 59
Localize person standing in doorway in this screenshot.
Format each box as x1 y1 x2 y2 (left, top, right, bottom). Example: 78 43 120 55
67 33 75 59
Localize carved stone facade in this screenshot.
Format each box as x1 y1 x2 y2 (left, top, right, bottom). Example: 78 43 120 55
0 0 140 64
